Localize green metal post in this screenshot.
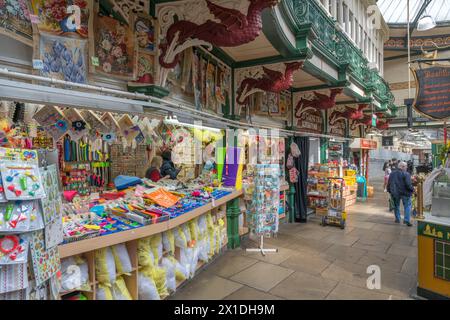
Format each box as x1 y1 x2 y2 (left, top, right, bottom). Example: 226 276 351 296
226 197 241 249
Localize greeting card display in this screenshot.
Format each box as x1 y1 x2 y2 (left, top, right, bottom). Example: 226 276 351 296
0 162 45 200
0 235 28 265
247 164 280 236
27 231 60 286
0 201 31 232
0 262 28 294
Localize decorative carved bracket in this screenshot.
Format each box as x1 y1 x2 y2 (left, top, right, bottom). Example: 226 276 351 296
235 61 302 105
156 0 278 87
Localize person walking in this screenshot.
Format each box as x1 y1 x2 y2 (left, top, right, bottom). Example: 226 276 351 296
383 160 392 192
387 161 414 226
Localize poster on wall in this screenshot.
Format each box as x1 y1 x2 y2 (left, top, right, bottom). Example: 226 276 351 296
90 9 137 80
37 33 88 84
412 65 450 120
0 0 33 46
30 0 89 38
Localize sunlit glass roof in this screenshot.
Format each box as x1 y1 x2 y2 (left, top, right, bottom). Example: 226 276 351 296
378 0 450 25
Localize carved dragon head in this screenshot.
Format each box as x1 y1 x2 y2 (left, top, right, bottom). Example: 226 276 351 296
330 88 344 98
284 61 303 72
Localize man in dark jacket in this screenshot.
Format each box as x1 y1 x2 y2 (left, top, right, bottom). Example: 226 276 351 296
387 161 414 226
160 150 181 180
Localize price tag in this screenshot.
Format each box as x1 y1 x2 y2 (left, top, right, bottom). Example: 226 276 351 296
32 59 44 70
91 56 99 66
211 198 216 207
29 14 40 24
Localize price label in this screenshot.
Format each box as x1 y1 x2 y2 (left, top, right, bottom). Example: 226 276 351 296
211 198 216 207
32 59 44 70
91 56 99 66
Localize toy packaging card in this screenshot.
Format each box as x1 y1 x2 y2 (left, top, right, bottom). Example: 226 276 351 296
0 161 45 200
0 173 7 203
0 235 28 265
27 231 60 286
0 201 31 232
39 165 63 225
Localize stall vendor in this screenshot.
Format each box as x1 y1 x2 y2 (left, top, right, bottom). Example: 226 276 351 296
160 150 181 180
145 156 163 182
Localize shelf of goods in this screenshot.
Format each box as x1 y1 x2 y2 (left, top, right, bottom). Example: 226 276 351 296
343 169 357 209
58 189 242 300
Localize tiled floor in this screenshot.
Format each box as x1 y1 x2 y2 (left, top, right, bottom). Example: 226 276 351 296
171 181 418 300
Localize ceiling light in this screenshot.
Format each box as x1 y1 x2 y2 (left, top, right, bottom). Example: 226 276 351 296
417 15 436 32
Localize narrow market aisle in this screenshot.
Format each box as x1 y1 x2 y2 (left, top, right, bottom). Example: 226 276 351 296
171 182 418 300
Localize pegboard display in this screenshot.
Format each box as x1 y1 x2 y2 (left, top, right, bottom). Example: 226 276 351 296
109 144 149 180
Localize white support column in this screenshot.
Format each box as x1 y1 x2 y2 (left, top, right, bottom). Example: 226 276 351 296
338 0 344 27
331 0 337 20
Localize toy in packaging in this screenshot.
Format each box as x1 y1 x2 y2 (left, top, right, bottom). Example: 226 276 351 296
0 162 45 200
0 201 31 232
0 235 28 265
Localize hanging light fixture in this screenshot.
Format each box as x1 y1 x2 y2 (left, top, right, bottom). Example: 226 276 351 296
417 14 436 31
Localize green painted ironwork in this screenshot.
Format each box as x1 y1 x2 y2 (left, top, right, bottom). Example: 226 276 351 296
226 197 241 249
288 0 397 115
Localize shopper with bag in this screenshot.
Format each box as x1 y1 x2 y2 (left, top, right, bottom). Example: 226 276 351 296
386 161 414 226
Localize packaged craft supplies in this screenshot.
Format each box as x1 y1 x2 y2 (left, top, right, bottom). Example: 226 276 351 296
0 161 46 200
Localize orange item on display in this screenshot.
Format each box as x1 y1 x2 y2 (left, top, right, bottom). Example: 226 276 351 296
145 188 180 208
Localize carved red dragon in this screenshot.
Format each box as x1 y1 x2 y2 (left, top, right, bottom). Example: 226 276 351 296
350 114 372 130
376 119 391 130
236 61 303 105
159 0 278 70
295 88 343 118
329 104 368 126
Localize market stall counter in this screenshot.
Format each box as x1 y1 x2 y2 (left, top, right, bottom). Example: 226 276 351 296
417 213 450 299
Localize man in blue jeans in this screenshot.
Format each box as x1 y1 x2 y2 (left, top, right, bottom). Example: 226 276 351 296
386 161 414 226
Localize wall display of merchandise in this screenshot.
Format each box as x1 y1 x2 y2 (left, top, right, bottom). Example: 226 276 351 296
0 148 62 300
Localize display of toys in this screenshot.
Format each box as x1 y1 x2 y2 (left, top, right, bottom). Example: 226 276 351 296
0 162 45 200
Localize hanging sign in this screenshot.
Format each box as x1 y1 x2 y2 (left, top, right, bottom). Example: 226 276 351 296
412 65 450 120
296 110 323 134
371 114 377 127
328 119 346 137
382 136 394 147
